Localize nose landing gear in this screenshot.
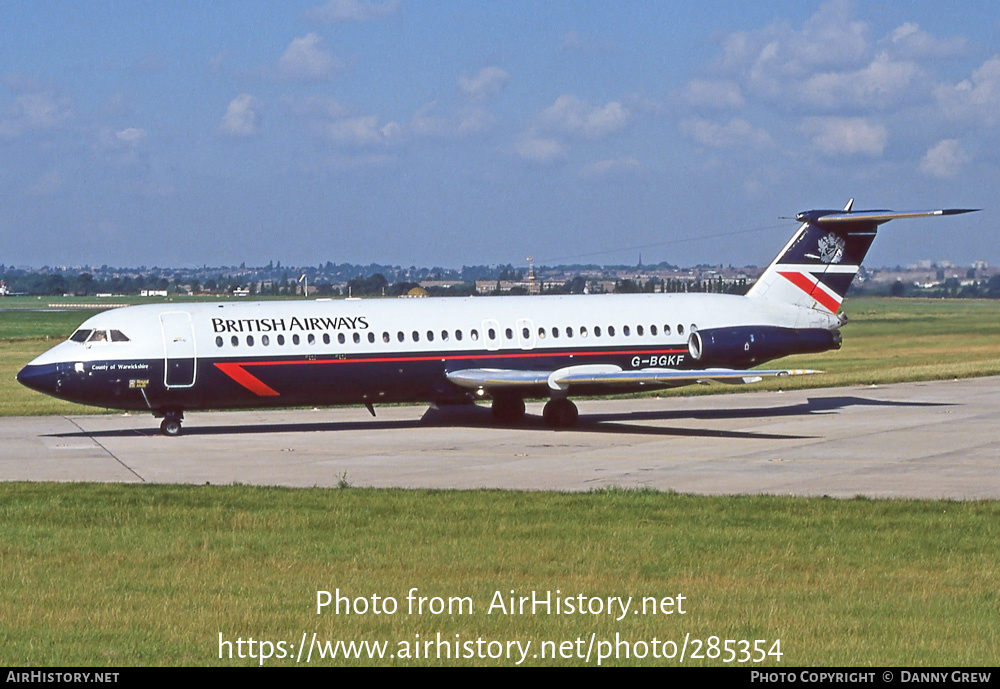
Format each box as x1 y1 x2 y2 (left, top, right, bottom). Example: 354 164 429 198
157 410 184 436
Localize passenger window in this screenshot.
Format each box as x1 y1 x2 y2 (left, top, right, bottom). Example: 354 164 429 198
690 324 698 333
398 331 405 342
216 336 223 347
308 334 316 345
623 325 630 336
505 327 513 340
488 328 496 340
455 330 463 341
383 332 390 343
323 334 331 345
637 325 644 336
293 334 301 345
651 325 658 336
522 327 530 339
552 327 560 338
354 332 361 344
368 332 375 343
608 326 616 337
247 335 254 346
594 326 602 337
338 333 346 344
566 327 574 338
413 331 420 342
441 330 449 341
471 329 479 341
677 324 684 335
231 335 238 347
278 334 285 345
262 335 270 346
580 326 588 337
427 331 434 342
538 328 546 339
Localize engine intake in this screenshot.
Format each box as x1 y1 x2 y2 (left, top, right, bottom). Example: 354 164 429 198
688 326 841 367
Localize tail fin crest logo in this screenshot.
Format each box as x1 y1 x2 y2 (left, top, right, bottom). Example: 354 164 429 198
817 233 845 264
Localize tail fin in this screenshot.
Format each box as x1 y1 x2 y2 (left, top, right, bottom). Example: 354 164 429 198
746 200 978 313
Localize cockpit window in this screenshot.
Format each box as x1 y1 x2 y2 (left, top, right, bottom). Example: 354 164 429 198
76 329 131 344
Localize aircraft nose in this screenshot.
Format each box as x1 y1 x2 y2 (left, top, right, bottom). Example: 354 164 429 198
16 362 62 396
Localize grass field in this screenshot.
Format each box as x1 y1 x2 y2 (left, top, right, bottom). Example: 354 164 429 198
1 484 998 666
2 297 999 666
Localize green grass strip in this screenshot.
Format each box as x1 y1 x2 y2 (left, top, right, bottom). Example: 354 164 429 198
1 483 997 666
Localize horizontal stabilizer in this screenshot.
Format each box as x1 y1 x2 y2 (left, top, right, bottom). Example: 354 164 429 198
797 208 979 225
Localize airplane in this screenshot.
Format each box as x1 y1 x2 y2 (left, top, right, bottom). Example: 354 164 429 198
17 201 976 436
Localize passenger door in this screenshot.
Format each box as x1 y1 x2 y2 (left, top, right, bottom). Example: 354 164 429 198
160 311 197 388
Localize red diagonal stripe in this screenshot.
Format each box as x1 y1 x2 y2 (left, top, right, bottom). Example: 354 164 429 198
778 271 841 313
215 362 280 396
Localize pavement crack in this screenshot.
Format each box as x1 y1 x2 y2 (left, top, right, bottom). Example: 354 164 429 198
65 417 146 482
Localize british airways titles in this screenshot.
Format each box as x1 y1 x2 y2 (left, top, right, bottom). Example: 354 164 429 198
211 316 370 334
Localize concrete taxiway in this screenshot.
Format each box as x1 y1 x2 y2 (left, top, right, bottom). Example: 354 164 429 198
1 377 997 498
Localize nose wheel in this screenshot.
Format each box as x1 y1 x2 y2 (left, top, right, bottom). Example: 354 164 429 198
158 411 184 437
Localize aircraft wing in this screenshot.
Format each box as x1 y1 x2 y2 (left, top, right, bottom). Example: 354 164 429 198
446 365 820 392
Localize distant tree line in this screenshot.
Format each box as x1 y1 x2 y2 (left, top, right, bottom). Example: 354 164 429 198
4 263 1000 299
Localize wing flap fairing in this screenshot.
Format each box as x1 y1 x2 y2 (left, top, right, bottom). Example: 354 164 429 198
447 366 820 392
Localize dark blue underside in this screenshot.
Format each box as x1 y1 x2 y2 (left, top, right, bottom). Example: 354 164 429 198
19 343 706 413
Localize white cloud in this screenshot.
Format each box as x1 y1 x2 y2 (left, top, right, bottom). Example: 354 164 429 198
800 52 921 109
321 115 399 145
710 1 961 115
304 0 399 24
278 34 337 81
936 55 1000 125
0 78 72 138
409 101 496 138
722 0 871 96
539 95 629 139
515 136 564 163
580 157 641 179
799 117 887 156
116 127 147 143
680 117 772 149
883 22 968 60
683 80 745 110
920 139 970 178
221 94 257 136
458 67 509 100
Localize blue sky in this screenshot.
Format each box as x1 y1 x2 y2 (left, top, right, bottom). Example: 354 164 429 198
1 0 997 269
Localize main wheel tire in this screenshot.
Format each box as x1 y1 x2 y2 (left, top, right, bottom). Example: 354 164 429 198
160 418 182 437
542 399 578 428
491 396 526 424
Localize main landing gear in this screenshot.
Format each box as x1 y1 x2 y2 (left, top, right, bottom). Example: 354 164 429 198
542 398 578 428
491 395 525 424
489 396 580 428
157 409 184 437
